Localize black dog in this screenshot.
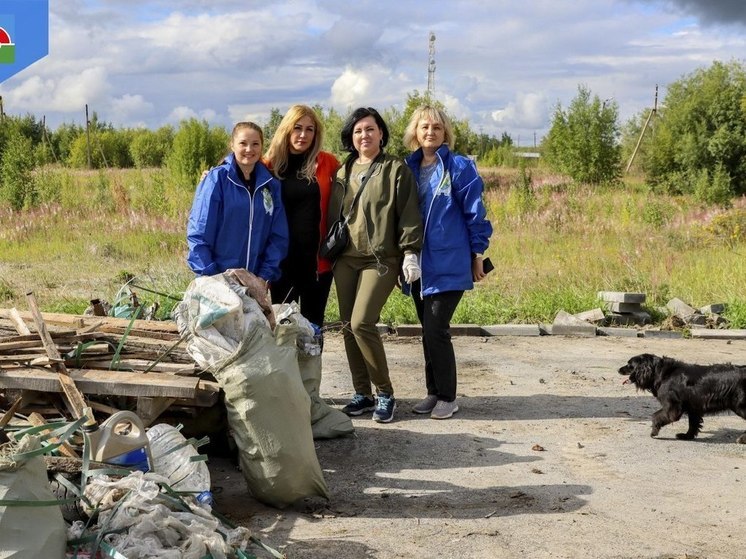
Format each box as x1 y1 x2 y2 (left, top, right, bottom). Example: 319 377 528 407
618 353 746 443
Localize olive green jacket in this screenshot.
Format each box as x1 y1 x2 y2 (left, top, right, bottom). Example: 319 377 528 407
328 153 423 259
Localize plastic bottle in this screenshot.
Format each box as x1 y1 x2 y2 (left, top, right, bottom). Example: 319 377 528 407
84 411 152 472
146 423 211 495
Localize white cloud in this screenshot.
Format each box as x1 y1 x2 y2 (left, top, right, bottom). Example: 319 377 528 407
167 106 218 124
1 67 110 113
491 93 550 130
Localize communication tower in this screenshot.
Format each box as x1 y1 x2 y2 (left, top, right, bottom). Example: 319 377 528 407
427 32 436 93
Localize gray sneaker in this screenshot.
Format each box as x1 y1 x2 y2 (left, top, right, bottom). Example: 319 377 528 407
412 395 438 414
430 399 459 419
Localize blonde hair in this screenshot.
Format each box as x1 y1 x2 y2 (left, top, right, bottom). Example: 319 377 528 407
402 105 456 151
265 105 324 181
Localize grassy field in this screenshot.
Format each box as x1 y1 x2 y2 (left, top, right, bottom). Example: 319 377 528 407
2 165 746 327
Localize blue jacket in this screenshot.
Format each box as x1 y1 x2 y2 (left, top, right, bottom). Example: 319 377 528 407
187 154 289 281
405 144 492 296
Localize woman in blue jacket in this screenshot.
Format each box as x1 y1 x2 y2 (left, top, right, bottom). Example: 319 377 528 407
403 105 493 420
187 121 289 285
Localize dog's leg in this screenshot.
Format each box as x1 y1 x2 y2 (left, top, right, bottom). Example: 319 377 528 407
676 412 703 440
651 406 682 437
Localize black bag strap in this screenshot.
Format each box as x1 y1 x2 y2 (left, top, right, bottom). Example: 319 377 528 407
339 152 383 223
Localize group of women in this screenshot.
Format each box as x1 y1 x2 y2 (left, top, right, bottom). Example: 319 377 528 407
186 103 492 424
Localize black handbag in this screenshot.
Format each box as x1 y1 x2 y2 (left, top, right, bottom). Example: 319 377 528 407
319 155 381 260
319 218 349 260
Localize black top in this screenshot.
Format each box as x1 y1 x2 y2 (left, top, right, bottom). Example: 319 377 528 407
280 153 321 276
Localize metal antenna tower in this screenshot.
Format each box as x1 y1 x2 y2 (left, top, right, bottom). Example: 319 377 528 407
427 31 436 93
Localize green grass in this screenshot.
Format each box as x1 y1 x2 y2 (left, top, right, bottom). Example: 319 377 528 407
3 165 746 327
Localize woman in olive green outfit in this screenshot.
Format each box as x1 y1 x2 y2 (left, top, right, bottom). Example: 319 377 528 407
329 107 423 423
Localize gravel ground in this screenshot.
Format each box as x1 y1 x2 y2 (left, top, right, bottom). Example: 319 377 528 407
211 332 746 559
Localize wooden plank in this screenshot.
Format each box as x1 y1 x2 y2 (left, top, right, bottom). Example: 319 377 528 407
0 308 179 334
28 412 80 458
8 308 31 335
0 367 220 402
26 292 91 422
0 396 22 429
73 358 196 374
137 396 177 426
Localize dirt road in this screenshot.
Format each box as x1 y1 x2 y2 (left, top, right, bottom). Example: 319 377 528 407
211 333 746 559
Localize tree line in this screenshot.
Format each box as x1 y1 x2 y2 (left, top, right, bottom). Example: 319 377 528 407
2 60 746 209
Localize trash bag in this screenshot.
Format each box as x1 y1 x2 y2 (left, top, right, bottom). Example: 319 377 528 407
175 273 328 508
0 435 67 559
274 304 354 440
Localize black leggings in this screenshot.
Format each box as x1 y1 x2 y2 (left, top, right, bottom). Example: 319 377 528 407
411 281 464 402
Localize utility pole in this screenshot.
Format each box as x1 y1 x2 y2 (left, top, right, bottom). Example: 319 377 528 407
427 32 436 94
85 104 92 169
625 85 658 174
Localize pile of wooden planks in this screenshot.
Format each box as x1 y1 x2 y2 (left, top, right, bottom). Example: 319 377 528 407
0 296 219 430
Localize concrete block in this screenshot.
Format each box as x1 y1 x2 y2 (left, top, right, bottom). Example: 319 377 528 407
597 327 641 338
666 297 697 318
604 302 643 313
607 311 651 326
684 314 707 326
377 323 392 335
481 324 541 337
394 324 422 337
641 330 684 339
689 329 746 340
449 324 483 336
552 310 597 337
700 303 725 315
574 308 606 324
539 323 552 335
597 291 646 304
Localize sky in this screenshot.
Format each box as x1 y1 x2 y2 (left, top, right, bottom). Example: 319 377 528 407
3 0 746 145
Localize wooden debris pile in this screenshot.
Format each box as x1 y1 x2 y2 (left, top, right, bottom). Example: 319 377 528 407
0 296 219 430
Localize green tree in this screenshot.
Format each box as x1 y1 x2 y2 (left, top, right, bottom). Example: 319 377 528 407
130 126 174 168
643 61 746 200
543 85 621 184
0 124 36 209
166 119 229 190
263 108 283 145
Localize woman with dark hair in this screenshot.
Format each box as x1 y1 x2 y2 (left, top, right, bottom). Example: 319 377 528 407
265 105 340 327
402 105 492 419
329 107 423 423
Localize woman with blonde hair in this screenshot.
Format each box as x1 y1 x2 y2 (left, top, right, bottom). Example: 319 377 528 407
265 105 340 327
402 105 492 419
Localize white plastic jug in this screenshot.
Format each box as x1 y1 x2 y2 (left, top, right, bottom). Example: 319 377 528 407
84 411 152 472
146 423 211 495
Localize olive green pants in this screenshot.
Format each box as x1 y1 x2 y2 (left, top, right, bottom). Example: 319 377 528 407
333 255 399 396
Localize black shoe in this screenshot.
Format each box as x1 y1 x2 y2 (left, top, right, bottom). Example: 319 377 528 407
342 394 376 416
372 393 396 423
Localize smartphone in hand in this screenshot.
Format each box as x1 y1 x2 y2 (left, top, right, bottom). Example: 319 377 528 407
482 257 494 274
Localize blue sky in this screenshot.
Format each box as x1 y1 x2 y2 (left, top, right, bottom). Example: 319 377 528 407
2 0 746 145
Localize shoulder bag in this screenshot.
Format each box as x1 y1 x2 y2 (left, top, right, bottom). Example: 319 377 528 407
319 155 381 260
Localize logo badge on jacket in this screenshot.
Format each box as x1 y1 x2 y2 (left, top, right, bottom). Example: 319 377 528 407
435 171 452 197
262 188 274 215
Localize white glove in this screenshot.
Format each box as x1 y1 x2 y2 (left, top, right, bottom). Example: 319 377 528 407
402 253 421 284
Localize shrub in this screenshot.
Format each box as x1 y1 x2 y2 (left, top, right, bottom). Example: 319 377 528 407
0 127 36 209
166 119 229 191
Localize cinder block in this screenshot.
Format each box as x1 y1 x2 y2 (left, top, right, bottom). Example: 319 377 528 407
597 327 640 338
597 291 646 304
376 323 392 335
394 324 422 337
699 304 725 315
690 329 746 340
641 330 683 339
449 324 483 336
607 311 651 326
574 308 606 324
481 324 541 337
666 297 697 318
604 302 643 313
552 311 596 336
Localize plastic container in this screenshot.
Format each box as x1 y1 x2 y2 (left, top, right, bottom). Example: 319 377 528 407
84 411 152 472
146 423 211 495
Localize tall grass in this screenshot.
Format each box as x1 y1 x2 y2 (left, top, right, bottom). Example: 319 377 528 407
2 165 746 326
